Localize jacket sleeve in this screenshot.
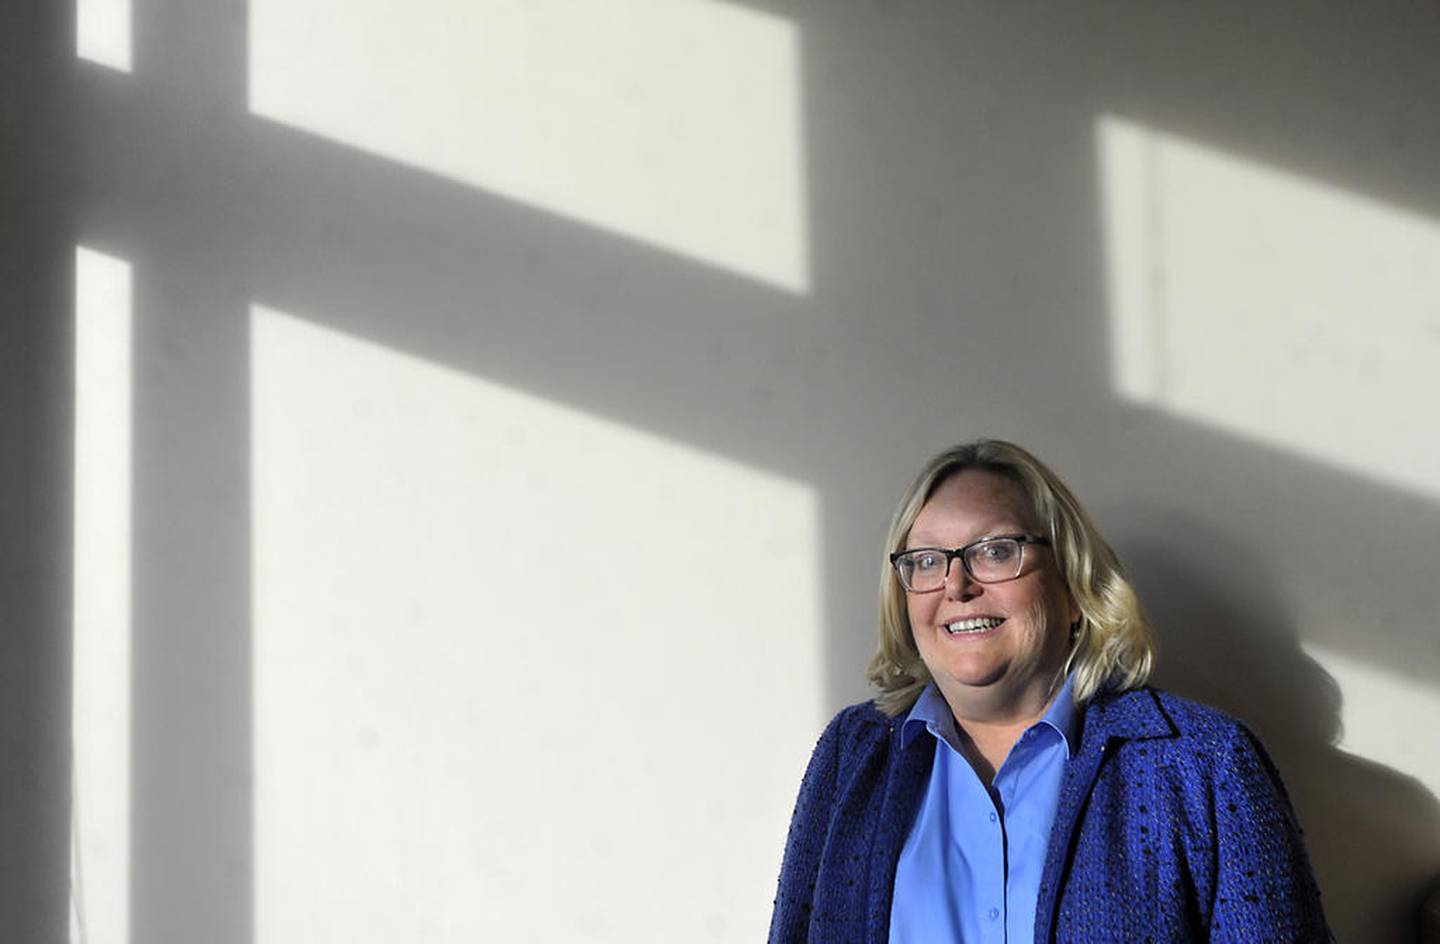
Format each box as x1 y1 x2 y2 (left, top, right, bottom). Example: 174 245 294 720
1209 724 1332 942
767 711 844 944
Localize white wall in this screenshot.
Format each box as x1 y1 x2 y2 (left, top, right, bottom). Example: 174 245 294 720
41 1 1440 942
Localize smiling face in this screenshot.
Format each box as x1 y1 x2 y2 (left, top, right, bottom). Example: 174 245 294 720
904 469 1079 724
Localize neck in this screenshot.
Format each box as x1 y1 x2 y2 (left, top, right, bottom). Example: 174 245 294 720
938 676 1065 785
955 718 1034 785
938 670 1062 729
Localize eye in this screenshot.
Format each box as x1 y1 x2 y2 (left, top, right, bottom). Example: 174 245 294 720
914 552 943 573
976 541 1017 563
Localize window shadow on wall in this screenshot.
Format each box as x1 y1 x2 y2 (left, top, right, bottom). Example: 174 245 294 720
7 0 1440 942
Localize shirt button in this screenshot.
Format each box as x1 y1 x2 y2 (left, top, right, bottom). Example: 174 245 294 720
988 811 998 823
988 907 1000 920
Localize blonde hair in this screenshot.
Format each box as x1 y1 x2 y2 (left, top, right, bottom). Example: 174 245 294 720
866 440 1154 716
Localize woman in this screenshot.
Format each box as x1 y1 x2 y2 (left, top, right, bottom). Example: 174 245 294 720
769 440 1329 943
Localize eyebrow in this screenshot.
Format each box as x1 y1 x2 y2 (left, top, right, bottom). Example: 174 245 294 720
904 527 1030 549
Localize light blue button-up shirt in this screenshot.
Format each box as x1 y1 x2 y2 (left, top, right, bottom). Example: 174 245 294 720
888 676 1078 944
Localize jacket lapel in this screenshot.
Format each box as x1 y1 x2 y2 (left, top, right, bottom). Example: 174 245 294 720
1032 689 1174 943
865 723 935 944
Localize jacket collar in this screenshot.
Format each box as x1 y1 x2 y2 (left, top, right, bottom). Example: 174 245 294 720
1034 688 1174 942
1076 686 1176 747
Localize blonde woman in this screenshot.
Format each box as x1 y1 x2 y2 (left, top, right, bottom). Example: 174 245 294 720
769 440 1328 943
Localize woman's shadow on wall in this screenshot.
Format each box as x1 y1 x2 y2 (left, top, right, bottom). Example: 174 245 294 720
1117 514 1440 944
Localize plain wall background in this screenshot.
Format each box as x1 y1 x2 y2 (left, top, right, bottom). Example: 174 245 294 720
5 1 1440 941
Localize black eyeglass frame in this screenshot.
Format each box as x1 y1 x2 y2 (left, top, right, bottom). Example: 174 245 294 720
889 535 1052 592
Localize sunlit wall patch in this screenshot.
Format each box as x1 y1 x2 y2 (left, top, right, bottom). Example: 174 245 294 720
77 0 132 71
1097 114 1440 501
72 245 134 944
1299 640 1440 803
249 0 809 292
250 305 822 942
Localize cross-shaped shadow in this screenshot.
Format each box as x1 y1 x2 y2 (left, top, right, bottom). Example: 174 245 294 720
22 0 1440 941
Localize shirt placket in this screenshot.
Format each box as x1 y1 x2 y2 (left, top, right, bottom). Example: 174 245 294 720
951 757 1008 943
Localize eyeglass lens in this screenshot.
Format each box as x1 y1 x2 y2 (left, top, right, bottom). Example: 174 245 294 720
896 539 1025 591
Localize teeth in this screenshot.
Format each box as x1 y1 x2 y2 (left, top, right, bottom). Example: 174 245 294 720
946 617 1004 634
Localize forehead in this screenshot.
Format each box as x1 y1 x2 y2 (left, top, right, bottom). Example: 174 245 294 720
908 469 1038 540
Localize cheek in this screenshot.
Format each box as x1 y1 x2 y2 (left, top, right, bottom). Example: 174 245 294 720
1018 598 1054 637
906 594 933 631
1031 575 1077 626
1017 594 1072 655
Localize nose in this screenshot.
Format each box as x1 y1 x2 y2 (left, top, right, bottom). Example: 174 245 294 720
944 557 982 600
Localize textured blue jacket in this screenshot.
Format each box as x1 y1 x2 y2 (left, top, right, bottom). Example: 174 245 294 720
769 688 1330 943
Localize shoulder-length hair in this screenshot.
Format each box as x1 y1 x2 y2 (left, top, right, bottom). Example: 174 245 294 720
866 439 1155 716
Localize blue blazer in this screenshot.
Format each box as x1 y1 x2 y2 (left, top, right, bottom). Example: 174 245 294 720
769 688 1330 943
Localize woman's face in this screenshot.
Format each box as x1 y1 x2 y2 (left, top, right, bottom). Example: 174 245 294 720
904 469 1078 721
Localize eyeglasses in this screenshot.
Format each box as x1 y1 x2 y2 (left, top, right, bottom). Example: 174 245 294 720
889 535 1050 593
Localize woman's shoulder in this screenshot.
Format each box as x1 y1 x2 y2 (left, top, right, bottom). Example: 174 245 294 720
815 698 896 749
1082 686 1282 767
1086 686 1284 780
1090 685 1258 736
797 698 924 783
783 701 904 817
1150 687 1253 733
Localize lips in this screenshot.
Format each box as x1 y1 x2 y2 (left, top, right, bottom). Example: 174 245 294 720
944 616 1006 635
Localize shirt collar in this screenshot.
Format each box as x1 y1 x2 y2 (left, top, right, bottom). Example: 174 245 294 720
901 674 1081 758
1040 673 1080 758
900 683 960 751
